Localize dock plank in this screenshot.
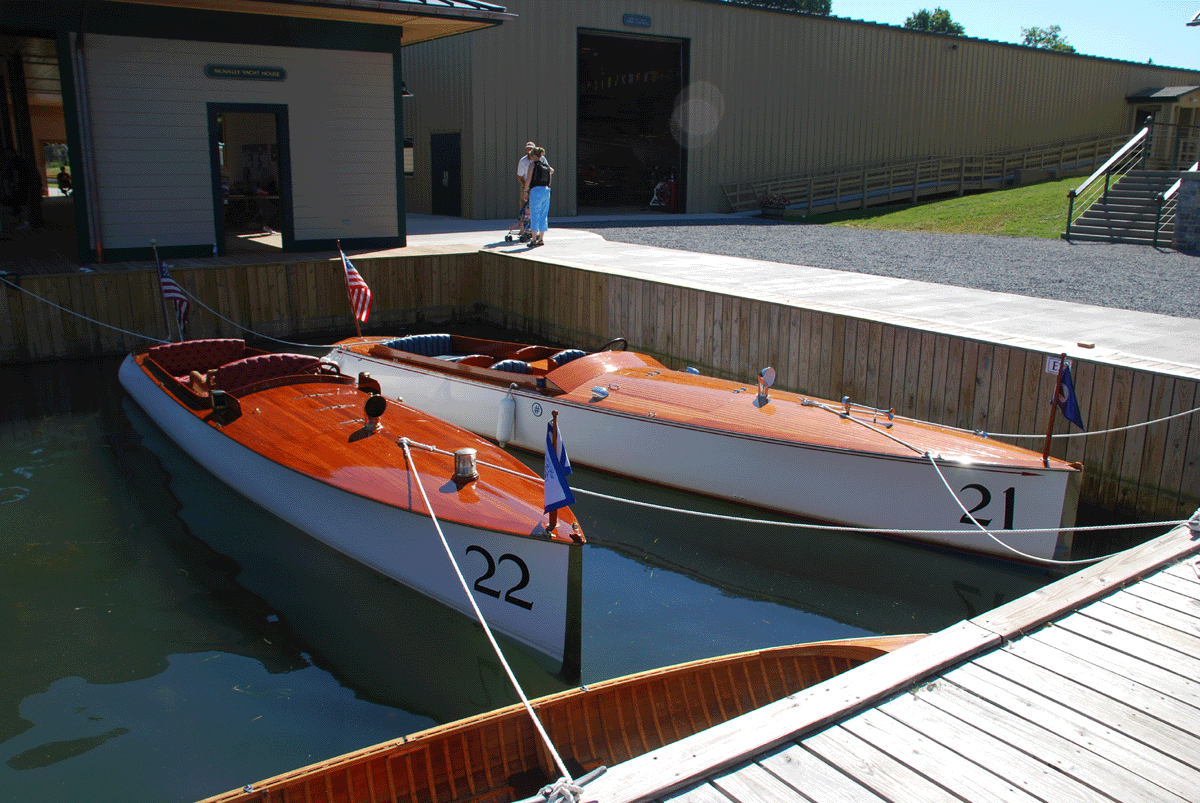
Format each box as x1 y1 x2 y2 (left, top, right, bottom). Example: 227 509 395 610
757 743 888 803
882 680 1112 803
839 709 1043 803
952 655 1200 778
973 530 1200 638
1101 585 1200 641
938 661 1200 799
581 621 998 803
1079 599 1200 659
1124 573 1200 610
1011 624 1200 720
802 726 964 803
1056 607 1200 682
710 762 810 803
662 783 734 803
1163 557 1200 587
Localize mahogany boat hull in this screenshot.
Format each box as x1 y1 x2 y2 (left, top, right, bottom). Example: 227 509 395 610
197 633 923 803
332 337 1079 561
119 350 582 668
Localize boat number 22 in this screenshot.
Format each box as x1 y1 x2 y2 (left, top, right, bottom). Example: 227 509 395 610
465 546 534 610
958 484 1016 529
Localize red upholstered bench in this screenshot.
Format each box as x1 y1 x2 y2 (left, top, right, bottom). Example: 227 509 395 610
149 339 246 380
214 353 321 392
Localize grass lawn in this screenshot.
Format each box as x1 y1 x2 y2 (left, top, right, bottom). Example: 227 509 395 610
797 175 1079 239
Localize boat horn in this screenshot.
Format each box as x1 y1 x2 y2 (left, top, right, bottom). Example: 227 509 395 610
363 394 387 431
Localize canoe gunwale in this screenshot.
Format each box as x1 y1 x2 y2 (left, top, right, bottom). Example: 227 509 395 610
195 634 924 803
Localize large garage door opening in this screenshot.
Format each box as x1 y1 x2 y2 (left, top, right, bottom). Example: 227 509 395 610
577 30 686 213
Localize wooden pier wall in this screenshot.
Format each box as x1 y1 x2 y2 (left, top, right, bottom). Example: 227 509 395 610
2 250 1197 521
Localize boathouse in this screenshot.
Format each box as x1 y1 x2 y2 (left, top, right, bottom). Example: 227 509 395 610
401 0 1200 219
4 1 1200 262
0 0 510 263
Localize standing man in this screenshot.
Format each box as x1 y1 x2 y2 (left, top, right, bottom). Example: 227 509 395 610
516 141 535 241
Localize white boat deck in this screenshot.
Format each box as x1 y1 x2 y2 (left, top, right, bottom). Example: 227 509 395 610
580 515 1200 803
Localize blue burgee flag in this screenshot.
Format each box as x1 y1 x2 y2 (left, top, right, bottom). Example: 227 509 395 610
544 421 575 513
1057 363 1085 430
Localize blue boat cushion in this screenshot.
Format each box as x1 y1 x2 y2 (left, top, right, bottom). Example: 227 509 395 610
489 359 530 374
550 349 586 367
382 334 452 358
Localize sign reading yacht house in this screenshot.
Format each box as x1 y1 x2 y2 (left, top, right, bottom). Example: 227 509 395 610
204 64 287 81
622 13 651 28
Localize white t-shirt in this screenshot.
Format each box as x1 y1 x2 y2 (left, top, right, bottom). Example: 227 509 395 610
517 154 532 182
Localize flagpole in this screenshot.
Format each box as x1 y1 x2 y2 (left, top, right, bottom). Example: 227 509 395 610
339 240 363 338
1041 352 1066 468
151 239 176 342
548 410 560 531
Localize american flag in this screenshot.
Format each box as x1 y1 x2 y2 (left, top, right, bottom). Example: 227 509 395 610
340 245 372 324
156 251 189 337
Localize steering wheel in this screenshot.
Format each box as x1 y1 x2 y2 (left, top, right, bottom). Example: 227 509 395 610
317 361 342 375
599 337 627 352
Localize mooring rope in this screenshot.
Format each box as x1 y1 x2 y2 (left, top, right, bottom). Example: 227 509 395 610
9 267 1196 444
396 443 1181 565
965 404 1200 441
0 272 169 344
837 394 1200 442
176 285 344 350
921 453 1108 565
398 437 576 792
568 484 1179 534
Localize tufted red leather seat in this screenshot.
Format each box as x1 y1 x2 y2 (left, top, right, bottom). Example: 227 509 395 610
149 339 246 379
214 353 321 392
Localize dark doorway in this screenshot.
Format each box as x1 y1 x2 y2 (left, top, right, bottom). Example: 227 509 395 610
207 103 291 256
430 132 462 216
577 30 685 213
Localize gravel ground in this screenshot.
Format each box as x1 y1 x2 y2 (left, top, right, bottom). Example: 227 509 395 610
572 220 1200 320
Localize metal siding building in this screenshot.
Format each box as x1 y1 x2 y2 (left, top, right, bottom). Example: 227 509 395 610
400 0 1200 219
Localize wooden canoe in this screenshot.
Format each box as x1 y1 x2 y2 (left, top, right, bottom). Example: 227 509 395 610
120 338 584 669
197 633 923 803
330 332 1081 561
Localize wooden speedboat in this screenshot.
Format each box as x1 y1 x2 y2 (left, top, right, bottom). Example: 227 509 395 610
120 338 584 671
329 333 1081 561
197 633 923 803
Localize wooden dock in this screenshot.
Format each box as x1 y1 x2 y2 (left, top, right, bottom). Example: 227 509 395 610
583 514 1200 803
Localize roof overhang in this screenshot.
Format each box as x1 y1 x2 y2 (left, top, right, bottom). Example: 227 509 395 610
117 0 513 45
1127 86 1200 103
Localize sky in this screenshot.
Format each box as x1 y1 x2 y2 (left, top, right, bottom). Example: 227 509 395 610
829 1 1200 71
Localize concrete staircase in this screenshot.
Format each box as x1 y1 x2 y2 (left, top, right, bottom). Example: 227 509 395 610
1064 169 1181 245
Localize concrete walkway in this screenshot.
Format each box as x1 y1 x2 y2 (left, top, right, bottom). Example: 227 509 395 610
403 214 1200 378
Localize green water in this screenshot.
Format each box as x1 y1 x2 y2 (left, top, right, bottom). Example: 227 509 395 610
0 356 1063 802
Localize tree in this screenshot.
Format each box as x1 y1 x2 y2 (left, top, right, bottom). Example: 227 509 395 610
1021 24 1075 52
732 0 832 14
904 7 965 35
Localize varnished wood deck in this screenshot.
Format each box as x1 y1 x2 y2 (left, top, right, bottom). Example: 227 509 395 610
583 515 1200 803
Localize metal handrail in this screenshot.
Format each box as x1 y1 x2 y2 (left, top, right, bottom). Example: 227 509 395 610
1069 126 1149 201
1153 160 1199 247
1163 160 1200 202
1065 126 1156 237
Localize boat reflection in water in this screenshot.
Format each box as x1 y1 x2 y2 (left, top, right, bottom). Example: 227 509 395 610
540 455 1058 638
125 400 572 724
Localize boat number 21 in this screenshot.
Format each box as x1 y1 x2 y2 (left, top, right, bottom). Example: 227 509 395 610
959 484 1016 529
465 546 534 610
